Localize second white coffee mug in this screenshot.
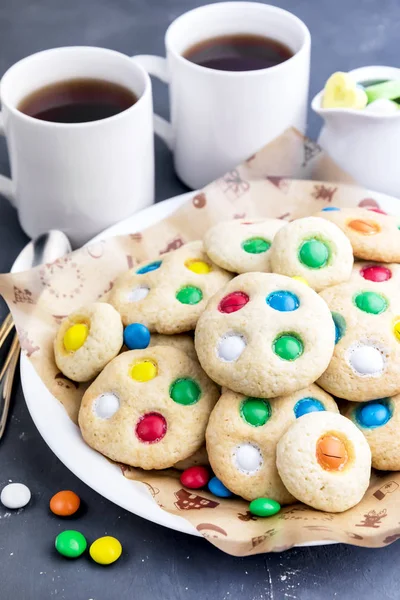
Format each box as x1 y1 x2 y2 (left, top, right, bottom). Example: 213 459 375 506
133 2 311 190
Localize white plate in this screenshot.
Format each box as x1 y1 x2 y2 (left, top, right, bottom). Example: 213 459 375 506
20 188 400 541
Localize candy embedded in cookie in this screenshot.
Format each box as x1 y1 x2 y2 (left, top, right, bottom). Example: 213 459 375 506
203 218 286 274
317 207 400 263
205 385 338 503
318 281 400 401
195 273 335 398
344 394 400 470
269 217 353 292
350 261 400 288
108 241 232 334
54 303 123 382
78 346 219 470
276 412 371 512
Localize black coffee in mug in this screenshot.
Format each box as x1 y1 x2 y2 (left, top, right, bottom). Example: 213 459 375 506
18 78 138 123
183 34 293 72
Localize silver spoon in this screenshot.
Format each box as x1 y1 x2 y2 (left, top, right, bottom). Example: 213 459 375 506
0 230 72 439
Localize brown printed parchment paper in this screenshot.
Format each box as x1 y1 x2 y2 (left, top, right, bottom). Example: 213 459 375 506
1 128 399 556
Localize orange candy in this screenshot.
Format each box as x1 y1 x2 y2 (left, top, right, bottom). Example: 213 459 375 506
316 435 348 471
50 490 81 516
347 219 380 235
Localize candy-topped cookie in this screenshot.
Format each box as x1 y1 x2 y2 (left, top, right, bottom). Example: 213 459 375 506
195 273 335 398
78 346 219 470
350 261 400 288
344 395 400 470
317 207 400 262
206 385 338 503
269 217 353 292
204 218 286 274
108 241 232 334
318 281 400 401
54 302 123 382
276 412 371 512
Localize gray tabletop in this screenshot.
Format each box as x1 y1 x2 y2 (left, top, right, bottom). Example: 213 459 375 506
1 1 399 598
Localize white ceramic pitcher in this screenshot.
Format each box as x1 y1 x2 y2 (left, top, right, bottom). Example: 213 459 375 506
312 66 400 197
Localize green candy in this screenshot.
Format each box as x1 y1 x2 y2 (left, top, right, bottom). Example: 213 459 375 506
273 334 303 361
240 398 271 427
176 285 203 305
299 238 329 269
354 291 387 315
55 530 87 558
170 378 201 405
242 237 271 254
365 80 400 104
249 498 281 517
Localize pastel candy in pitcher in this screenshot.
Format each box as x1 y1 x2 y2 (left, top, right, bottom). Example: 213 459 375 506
322 72 367 110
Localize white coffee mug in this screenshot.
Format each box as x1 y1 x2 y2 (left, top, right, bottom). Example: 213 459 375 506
0 47 155 247
133 2 311 190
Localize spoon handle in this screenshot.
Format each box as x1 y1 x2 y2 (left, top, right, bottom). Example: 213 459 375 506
0 334 20 440
0 313 13 348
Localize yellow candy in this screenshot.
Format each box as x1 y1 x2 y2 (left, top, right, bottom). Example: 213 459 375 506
89 536 122 565
130 360 157 382
63 323 89 352
185 259 212 274
393 319 400 342
322 72 367 110
292 276 309 286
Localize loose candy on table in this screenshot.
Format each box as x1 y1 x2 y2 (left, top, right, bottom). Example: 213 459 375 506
249 498 281 517
50 490 81 516
55 530 87 558
89 536 122 565
364 80 400 104
180 466 210 489
0 483 31 509
123 323 151 350
322 72 368 110
208 476 233 498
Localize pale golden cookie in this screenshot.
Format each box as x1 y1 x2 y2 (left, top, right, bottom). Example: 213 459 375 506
276 412 371 512
204 218 286 274
78 346 219 470
174 446 210 470
317 207 400 262
195 273 335 398
344 395 400 470
108 241 232 334
269 216 353 292
149 333 197 361
350 261 400 289
206 385 338 503
54 302 123 382
318 280 400 401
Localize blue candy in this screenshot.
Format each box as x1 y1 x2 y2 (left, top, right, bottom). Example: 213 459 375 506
356 401 391 429
294 397 325 418
124 323 151 350
332 312 346 344
266 291 299 312
208 476 233 498
321 206 340 212
136 260 162 275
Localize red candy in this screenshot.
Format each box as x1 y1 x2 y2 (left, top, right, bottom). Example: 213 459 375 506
136 413 167 443
180 466 210 489
368 207 387 215
360 265 392 283
218 292 249 314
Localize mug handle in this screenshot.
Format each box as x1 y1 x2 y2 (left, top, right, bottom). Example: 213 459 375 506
130 55 174 150
0 113 15 206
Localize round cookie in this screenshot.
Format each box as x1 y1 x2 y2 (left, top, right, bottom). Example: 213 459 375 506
174 445 210 470
54 302 123 382
269 216 353 292
317 207 400 262
78 346 219 470
276 412 371 512
108 241 232 334
344 395 400 470
195 273 335 398
204 218 286 274
318 280 400 401
206 385 338 502
148 333 197 362
350 261 400 289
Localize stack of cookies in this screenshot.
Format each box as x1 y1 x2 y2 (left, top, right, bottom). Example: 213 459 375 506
54 207 400 514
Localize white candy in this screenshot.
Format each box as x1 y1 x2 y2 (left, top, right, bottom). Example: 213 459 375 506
233 442 263 474
94 392 120 419
348 344 384 376
365 99 399 115
128 286 149 302
1 483 31 509
218 333 246 362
